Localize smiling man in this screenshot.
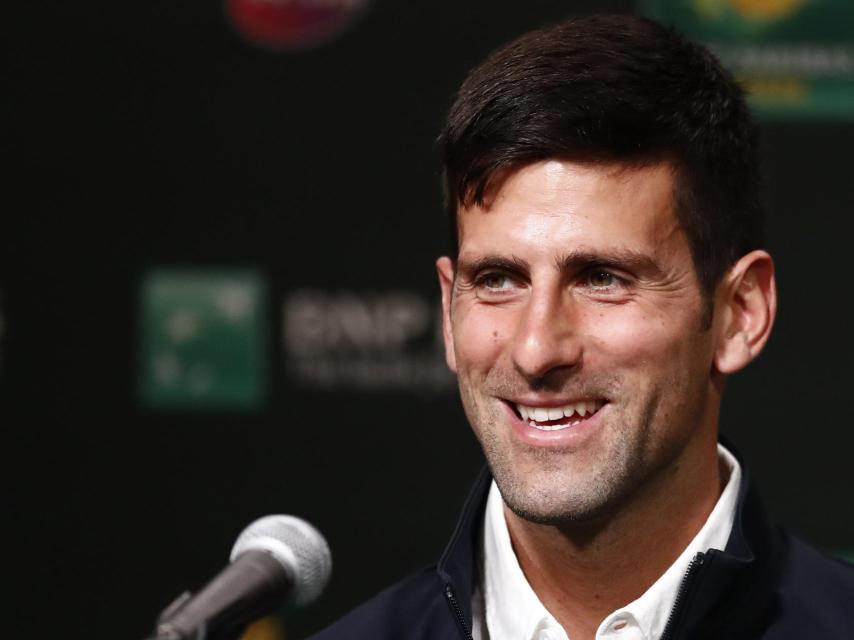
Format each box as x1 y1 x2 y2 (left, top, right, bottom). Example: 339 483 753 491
311 14 854 640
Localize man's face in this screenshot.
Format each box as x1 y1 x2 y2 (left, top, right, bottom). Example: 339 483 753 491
437 160 723 525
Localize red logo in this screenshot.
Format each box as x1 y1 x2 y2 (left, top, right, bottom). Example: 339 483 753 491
225 0 370 51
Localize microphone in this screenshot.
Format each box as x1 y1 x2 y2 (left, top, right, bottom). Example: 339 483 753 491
149 515 332 640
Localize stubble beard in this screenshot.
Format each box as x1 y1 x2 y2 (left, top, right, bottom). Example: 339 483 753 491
483 409 648 527
459 372 658 527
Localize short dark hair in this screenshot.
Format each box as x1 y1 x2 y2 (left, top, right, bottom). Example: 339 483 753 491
440 14 764 304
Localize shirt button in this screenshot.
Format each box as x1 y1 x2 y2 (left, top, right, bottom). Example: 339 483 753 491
609 617 628 632
605 617 644 640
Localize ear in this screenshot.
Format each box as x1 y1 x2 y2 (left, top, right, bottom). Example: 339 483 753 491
436 256 457 373
713 250 777 374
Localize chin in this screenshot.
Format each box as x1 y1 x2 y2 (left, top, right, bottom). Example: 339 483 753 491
494 469 624 526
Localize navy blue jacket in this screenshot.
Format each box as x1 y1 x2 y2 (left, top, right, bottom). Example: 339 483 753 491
310 456 854 639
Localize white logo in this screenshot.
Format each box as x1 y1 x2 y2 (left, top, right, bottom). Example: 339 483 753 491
283 290 455 392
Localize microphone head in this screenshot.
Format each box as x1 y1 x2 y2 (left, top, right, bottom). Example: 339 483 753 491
230 514 332 606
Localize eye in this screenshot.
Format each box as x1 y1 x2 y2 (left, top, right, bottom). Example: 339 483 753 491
479 273 513 290
471 271 521 300
587 270 620 288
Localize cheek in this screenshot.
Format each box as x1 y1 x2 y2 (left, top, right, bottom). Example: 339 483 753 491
452 306 513 374
584 307 706 371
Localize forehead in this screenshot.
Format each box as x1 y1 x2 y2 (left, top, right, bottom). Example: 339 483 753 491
457 160 683 258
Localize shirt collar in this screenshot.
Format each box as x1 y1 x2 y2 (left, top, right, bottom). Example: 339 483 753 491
480 444 741 640
482 475 565 639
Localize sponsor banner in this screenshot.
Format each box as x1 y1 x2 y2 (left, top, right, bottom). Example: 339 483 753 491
641 0 854 120
283 290 455 392
138 269 269 411
225 0 370 51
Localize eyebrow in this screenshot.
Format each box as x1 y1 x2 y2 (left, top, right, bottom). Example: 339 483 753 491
455 248 663 280
554 249 663 276
455 254 530 280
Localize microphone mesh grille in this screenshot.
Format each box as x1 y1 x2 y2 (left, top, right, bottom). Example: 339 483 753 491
231 514 332 606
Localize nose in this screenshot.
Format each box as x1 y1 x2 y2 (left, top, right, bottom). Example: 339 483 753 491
510 287 582 385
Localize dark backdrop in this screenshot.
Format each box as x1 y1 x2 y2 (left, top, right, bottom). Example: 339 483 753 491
5 1 854 639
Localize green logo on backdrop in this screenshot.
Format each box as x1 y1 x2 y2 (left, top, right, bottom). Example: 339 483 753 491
138 269 268 410
641 0 854 120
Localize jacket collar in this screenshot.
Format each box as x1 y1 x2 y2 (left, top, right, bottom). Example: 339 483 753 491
433 441 780 637
672 439 781 638
436 466 491 628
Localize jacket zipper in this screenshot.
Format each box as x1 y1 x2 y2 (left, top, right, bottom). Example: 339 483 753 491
444 584 474 640
660 552 705 640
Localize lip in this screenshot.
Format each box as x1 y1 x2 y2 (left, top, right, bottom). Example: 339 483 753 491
510 397 603 409
501 399 606 448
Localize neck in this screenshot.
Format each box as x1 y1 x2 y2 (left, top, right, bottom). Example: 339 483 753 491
503 431 723 640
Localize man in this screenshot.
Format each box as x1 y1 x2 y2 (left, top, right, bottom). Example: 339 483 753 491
311 14 854 640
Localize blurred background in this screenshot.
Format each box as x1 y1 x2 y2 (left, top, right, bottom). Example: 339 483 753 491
4 0 854 638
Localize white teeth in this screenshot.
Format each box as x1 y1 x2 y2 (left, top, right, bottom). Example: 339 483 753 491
547 407 563 420
529 422 572 431
516 400 604 424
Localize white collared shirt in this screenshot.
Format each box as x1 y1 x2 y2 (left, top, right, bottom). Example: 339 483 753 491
471 444 741 640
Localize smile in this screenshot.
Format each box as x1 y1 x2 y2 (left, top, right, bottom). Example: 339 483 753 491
514 400 606 431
